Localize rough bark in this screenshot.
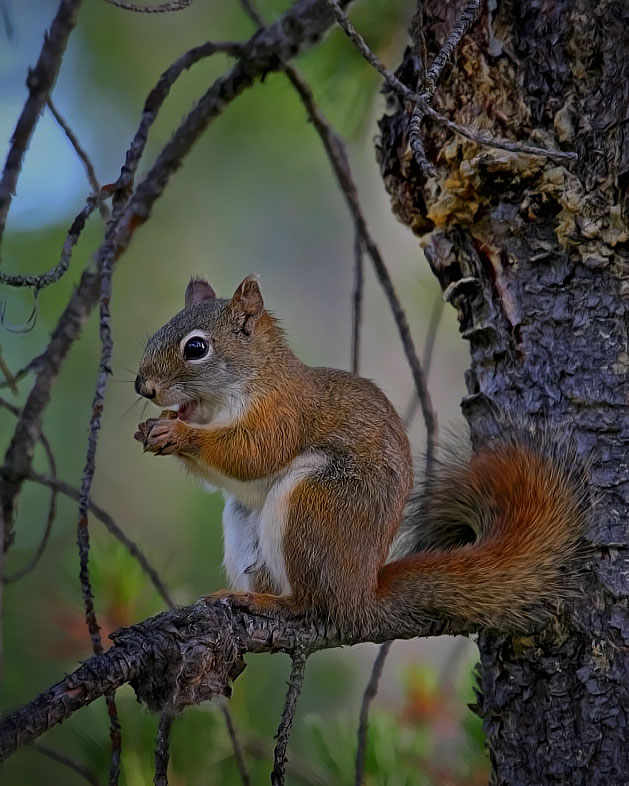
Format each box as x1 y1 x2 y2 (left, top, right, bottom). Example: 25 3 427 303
378 1 629 784
0 597 460 761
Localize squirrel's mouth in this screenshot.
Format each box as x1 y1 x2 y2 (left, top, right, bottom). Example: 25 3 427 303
177 400 198 422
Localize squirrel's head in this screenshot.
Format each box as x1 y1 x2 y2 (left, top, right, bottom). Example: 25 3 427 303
135 275 285 423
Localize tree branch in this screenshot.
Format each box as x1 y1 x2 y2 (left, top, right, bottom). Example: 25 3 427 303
32 742 100 786
327 0 577 162
104 0 192 12
153 713 173 786
15 469 175 608
271 648 308 786
0 597 466 761
283 67 438 464
46 97 110 223
354 641 392 786
351 231 364 375
221 705 250 786
0 0 357 570
0 196 101 290
0 0 86 249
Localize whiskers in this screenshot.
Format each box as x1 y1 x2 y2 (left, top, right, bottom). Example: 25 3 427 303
119 395 150 423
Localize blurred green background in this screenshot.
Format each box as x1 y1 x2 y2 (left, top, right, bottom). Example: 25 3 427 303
0 1 484 783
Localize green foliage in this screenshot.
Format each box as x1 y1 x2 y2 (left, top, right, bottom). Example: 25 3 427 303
302 660 489 786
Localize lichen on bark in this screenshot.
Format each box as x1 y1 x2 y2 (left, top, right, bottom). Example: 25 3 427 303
378 1 629 783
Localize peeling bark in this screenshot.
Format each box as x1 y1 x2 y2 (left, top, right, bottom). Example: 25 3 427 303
378 1 629 784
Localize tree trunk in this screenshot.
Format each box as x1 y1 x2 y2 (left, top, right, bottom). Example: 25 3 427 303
379 1 629 784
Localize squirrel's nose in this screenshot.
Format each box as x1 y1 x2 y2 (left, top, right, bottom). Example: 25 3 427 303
135 376 156 400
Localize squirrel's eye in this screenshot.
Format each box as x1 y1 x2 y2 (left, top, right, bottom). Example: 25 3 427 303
183 337 209 361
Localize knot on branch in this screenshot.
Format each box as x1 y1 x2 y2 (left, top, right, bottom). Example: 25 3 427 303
110 599 245 713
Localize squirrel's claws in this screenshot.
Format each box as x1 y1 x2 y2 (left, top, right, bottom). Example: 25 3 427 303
136 416 183 455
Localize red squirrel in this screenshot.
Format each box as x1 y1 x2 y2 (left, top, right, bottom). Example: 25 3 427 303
134 275 589 636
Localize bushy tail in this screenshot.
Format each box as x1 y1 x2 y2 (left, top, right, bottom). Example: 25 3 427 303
379 432 591 633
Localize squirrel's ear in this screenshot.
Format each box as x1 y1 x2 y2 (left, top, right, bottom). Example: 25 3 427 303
185 277 216 309
230 275 264 335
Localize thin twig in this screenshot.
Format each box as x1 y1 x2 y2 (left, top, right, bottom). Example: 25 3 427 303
154 713 173 786
327 0 416 102
244 735 329 786
0 354 42 390
271 648 309 786
0 348 18 395
0 0 359 575
407 4 431 171
46 97 110 222
0 0 86 251
4 468 175 607
0 196 101 289
32 742 100 786
424 106 578 159
3 449 57 584
424 0 480 93
76 261 121 784
0 395 58 584
111 40 245 217
104 0 192 12
77 285 113 653
284 66 438 464
0 1 14 40
409 3 428 81
354 640 392 786
326 0 577 162
221 705 251 786
238 0 263 26
403 293 444 428
351 230 364 375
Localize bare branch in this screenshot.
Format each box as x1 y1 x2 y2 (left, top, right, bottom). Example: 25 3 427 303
0 196 101 290
354 641 392 786
104 0 192 12
424 0 480 93
0 348 18 395
403 293 444 428
0 0 86 250
284 66 438 464
326 0 577 162
111 39 245 216
11 468 175 608
271 648 309 786
153 713 173 786
238 0 264 27
423 106 578 159
77 273 113 656
46 97 110 223
0 396 57 584
0 597 468 762
32 742 100 786
0 294 38 333
326 0 415 101
0 354 42 390
3 441 57 584
0 0 358 551
351 231 364 375
244 735 328 786
221 705 251 786
75 261 121 783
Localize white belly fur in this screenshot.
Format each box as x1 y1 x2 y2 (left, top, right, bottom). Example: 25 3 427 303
183 451 328 595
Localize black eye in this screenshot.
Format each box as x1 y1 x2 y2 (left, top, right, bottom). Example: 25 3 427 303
183 337 209 360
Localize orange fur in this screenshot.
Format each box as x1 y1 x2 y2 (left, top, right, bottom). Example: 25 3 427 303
136 276 590 637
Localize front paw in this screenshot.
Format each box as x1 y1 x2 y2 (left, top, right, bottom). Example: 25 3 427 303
204 590 290 618
136 417 186 456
